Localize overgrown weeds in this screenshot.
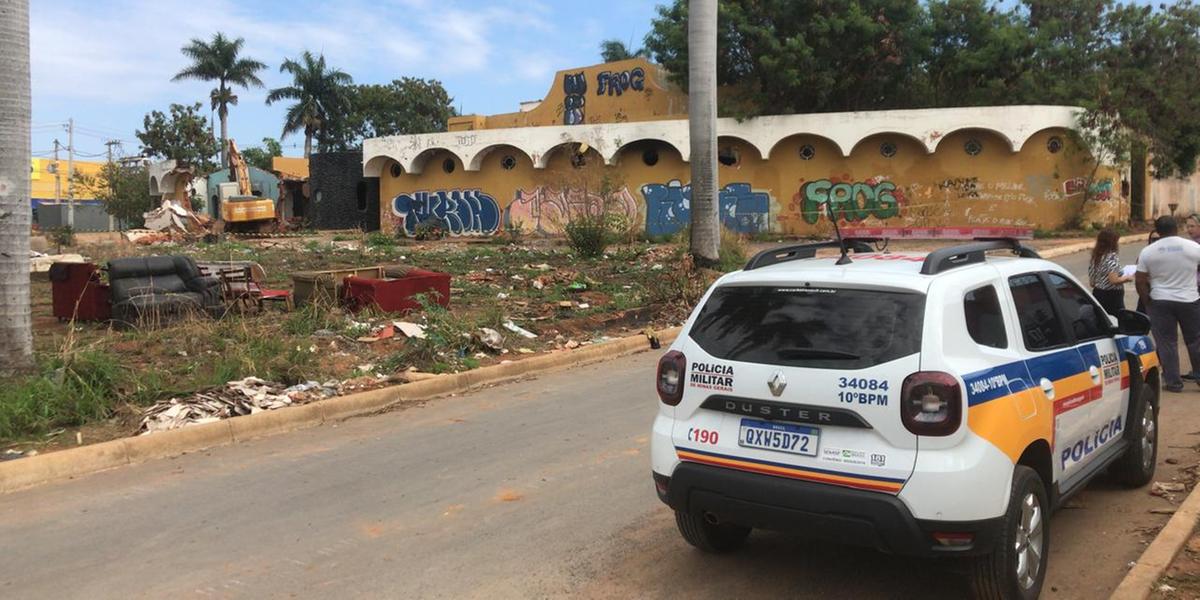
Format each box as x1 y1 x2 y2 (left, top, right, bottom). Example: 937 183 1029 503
0 350 124 441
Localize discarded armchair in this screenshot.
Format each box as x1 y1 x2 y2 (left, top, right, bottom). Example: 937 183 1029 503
107 255 223 326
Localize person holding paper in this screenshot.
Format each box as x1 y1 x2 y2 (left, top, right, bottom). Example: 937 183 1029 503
1089 228 1132 315
1136 216 1200 392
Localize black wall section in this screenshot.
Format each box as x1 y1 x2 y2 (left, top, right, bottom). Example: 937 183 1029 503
309 151 380 231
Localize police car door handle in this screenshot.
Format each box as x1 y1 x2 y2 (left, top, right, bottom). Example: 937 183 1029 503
1089 365 1102 382
1040 378 1055 400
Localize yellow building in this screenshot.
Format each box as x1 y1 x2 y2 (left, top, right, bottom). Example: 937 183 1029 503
30 157 107 201
363 58 1129 238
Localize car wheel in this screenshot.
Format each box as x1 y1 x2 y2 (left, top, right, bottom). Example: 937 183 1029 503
969 466 1048 600
674 510 750 553
1111 382 1158 487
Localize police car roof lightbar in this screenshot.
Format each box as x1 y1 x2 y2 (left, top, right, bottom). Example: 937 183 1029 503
920 239 1041 275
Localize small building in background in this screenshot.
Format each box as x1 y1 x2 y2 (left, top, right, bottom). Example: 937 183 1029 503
29 157 121 232
272 156 310 222
309 150 380 231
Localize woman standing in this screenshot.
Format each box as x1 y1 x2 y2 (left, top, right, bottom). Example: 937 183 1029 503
1089 228 1132 315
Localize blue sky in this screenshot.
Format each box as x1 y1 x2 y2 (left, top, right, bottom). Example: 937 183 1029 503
29 0 660 160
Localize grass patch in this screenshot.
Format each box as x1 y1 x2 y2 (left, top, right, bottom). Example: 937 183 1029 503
0 350 125 441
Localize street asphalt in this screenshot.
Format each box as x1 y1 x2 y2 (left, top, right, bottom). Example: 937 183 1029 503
3 241 1199 599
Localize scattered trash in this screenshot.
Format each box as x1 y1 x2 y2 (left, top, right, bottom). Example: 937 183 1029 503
567 282 588 292
511 274 525 281
497 292 509 299
395 321 428 339
565 340 581 350
557 301 574 309
357 323 395 343
477 327 504 352
644 327 662 349
577 303 590 309
503 320 538 339
517 348 535 354
532 279 546 290
1159 584 1176 593
651 263 664 271
356 364 377 373
139 377 341 434
1149 508 1177 515
1 449 32 461
532 263 551 271
1151 481 1187 499
1166 457 1180 465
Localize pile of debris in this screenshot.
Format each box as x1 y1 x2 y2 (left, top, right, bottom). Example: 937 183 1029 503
139 377 340 435
124 199 212 245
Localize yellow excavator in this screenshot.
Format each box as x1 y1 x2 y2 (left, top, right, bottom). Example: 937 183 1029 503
216 139 277 232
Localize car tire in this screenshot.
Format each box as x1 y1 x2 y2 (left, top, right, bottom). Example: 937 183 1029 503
968 466 1049 600
1111 382 1158 487
674 510 750 553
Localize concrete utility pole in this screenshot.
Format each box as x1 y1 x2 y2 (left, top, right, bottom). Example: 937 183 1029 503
687 0 720 265
66 117 74 227
105 139 120 163
52 138 60 203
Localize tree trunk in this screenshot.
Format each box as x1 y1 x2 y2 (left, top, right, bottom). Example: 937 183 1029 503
219 108 229 167
304 130 313 159
688 0 720 266
0 0 35 376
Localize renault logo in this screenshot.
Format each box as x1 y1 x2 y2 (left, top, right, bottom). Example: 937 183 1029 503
768 371 787 397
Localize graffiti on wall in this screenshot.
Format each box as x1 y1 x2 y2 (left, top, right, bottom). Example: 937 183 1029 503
563 72 587 125
938 177 980 199
641 180 771 237
799 178 902 224
506 186 638 236
1064 177 1114 201
391 189 501 236
596 68 646 96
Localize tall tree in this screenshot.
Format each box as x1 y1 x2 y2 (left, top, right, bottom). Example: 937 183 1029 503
266 51 353 158
689 0 720 265
0 0 33 375
322 78 456 150
241 137 282 171
171 32 266 165
923 0 1037 106
73 163 151 228
599 39 646 62
136 102 220 172
645 0 931 117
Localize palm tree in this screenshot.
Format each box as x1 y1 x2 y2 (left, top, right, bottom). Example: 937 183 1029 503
599 39 647 63
688 0 720 265
266 51 353 158
0 0 34 375
172 32 266 165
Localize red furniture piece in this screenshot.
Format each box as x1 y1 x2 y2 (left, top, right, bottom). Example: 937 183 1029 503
342 268 450 314
49 262 111 321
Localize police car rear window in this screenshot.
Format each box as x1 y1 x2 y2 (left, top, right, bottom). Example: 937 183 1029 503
688 285 925 369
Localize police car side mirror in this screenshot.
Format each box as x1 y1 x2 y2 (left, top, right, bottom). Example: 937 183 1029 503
1115 309 1151 336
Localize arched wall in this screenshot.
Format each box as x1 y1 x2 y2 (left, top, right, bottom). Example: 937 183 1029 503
370 106 1126 237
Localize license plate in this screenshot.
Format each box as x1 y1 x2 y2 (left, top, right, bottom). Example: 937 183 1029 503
738 418 819 457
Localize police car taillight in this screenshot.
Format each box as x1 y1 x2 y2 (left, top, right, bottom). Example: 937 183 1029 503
900 372 961 436
657 351 686 406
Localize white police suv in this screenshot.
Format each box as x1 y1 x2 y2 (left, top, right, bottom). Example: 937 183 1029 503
651 238 1160 600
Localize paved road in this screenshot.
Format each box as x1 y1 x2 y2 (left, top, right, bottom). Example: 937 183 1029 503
4 243 1200 599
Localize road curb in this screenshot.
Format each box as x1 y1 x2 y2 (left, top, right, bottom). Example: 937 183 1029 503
1039 233 1143 259
0 326 681 495
1110 481 1200 599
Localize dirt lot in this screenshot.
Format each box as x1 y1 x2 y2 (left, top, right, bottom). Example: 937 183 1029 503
5 230 1119 455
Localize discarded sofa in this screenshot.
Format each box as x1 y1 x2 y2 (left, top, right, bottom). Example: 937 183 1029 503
107 255 222 325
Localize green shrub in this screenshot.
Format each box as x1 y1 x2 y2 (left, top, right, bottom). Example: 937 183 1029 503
565 214 612 258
